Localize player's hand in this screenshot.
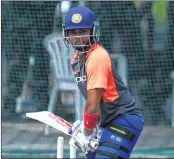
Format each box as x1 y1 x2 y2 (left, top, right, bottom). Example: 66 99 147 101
68 120 98 140
68 120 99 153
69 132 99 153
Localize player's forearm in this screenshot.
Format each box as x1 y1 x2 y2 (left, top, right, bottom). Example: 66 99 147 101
84 88 102 115
84 102 100 115
83 103 100 135
83 88 103 135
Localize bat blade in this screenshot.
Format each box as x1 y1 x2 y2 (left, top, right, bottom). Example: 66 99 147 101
26 111 72 135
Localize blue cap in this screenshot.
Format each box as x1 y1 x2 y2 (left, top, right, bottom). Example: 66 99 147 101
64 6 96 31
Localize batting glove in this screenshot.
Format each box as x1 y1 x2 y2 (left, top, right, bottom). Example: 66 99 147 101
68 120 99 153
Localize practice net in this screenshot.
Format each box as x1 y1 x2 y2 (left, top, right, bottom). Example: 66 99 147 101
2 1 174 158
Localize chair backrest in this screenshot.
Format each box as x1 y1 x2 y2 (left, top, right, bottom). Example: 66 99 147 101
44 32 85 120
43 33 74 79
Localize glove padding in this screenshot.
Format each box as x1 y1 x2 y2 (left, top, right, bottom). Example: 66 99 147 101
69 134 99 153
68 120 99 153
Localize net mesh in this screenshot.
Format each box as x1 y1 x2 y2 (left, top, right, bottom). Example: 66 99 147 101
2 1 174 157
85 1 174 125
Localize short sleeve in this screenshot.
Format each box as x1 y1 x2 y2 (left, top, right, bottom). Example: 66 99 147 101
86 57 109 90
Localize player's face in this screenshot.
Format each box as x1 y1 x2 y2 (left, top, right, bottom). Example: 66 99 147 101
68 29 91 45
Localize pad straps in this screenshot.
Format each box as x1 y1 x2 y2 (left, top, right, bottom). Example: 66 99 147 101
99 141 129 153
96 149 125 159
108 124 135 141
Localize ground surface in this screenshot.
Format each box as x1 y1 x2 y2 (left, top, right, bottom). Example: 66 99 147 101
2 117 174 158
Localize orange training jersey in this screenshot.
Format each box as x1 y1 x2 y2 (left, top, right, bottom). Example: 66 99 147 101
71 43 142 127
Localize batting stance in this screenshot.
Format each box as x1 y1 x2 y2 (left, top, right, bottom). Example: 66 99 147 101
62 6 144 159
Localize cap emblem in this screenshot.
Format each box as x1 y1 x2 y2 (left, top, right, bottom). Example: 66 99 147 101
71 14 82 23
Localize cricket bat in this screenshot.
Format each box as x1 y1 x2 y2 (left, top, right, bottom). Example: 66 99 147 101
26 111 71 135
26 111 99 149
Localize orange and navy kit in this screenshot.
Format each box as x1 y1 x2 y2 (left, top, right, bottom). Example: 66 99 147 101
71 43 142 127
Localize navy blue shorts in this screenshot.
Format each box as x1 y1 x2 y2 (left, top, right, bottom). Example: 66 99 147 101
86 114 144 159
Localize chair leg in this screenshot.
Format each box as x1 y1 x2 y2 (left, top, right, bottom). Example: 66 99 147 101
45 124 51 136
44 86 57 136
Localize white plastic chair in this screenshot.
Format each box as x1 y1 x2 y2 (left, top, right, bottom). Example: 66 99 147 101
43 32 85 135
110 54 128 86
